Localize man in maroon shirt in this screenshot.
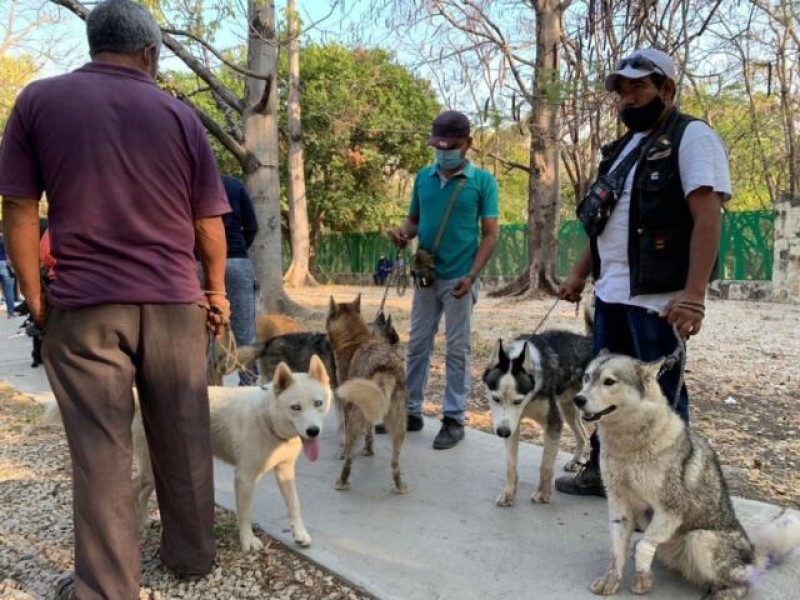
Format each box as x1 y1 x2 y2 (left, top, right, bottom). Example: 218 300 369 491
0 1 231 598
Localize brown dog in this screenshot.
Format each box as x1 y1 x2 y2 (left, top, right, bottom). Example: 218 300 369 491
209 314 303 385
326 294 408 494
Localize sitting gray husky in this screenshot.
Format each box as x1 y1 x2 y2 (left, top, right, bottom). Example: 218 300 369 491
483 330 591 506
576 351 800 599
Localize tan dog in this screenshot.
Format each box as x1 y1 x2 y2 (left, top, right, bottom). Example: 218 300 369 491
209 314 303 385
326 294 408 494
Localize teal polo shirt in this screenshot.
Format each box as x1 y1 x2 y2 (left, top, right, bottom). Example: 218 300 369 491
409 160 499 280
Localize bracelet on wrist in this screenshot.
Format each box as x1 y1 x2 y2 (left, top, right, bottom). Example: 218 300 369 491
203 290 227 297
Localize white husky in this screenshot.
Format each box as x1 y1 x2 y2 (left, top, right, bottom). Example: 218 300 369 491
42 355 332 552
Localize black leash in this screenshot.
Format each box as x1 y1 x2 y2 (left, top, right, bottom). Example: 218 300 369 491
376 247 407 320
658 325 686 410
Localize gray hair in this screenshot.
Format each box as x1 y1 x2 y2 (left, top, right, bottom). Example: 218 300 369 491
86 0 162 59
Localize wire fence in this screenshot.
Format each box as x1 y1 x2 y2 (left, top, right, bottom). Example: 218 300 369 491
289 210 774 282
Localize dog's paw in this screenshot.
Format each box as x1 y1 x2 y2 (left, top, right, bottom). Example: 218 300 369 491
334 479 350 491
361 447 375 457
631 571 653 595
393 481 408 495
293 527 312 547
531 489 552 504
564 459 584 472
495 489 515 507
239 531 264 552
590 572 621 596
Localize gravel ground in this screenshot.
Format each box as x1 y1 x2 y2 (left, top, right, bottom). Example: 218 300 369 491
1 284 798 598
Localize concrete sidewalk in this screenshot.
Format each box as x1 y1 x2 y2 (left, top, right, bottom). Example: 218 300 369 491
1 315 797 599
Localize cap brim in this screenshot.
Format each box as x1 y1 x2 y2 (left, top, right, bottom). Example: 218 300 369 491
428 136 464 150
605 67 656 91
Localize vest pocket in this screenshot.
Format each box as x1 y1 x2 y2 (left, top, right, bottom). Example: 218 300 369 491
635 228 690 293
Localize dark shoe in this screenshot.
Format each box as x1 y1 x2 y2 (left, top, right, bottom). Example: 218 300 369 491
375 413 424 434
432 416 464 450
55 573 76 600
555 463 606 497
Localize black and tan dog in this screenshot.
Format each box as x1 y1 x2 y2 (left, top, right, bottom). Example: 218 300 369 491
326 294 408 494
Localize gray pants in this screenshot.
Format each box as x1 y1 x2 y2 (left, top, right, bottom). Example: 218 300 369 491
43 304 216 600
225 257 257 385
406 278 479 423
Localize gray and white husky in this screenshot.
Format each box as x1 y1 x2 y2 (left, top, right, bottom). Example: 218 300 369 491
482 330 591 506
576 351 800 599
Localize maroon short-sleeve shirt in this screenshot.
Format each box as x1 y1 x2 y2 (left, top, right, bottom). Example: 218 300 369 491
0 62 230 309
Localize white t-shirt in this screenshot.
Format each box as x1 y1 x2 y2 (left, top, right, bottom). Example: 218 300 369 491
595 120 731 313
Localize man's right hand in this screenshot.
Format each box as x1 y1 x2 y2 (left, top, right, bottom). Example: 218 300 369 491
391 227 409 248
559 273 586 303
27 288 47 329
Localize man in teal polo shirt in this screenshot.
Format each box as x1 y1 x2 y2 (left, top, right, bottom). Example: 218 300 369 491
390 110 499 449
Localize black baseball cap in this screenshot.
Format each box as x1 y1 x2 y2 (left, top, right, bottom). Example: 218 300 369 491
428 110 471 149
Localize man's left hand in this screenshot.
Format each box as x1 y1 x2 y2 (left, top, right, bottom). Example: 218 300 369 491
205 294 231 338
451 275 473 299
663 292 705 339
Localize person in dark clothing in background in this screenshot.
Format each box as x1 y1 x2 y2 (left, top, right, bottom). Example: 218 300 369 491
221 175 259 385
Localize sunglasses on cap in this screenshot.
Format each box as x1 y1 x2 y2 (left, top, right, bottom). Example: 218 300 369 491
615 56 665 77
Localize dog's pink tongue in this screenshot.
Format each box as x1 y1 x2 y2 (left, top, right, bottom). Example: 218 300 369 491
302 438 320 462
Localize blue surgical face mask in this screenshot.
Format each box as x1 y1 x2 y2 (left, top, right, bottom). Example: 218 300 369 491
435 148 464 170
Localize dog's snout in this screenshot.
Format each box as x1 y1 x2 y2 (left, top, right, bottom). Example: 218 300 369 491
496 425 511 438
573 395 587 409
306 425 320 438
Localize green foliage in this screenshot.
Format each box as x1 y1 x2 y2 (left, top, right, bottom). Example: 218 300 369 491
280 44 441 235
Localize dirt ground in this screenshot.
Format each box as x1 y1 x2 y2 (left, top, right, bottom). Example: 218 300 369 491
293 284 800 509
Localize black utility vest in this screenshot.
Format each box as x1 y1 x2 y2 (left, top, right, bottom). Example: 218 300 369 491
591 110 698 296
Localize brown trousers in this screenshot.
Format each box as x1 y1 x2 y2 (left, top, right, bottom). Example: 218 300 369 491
43 304 216 600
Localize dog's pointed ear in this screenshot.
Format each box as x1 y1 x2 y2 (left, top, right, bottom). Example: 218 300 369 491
308 354 330 386
273 361 294 393
375 311 386 325
354 293 362 312
520 342 535 374
597 348 611 359
386 314 392 328
327 296 337 318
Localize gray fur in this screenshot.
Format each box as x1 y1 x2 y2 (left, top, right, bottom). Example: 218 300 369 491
87 0 162 58
576 353 799 598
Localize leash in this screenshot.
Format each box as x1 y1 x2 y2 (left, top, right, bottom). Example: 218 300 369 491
531 298 560 335
209 323 259 382
375 247 407 320
658 325 686 410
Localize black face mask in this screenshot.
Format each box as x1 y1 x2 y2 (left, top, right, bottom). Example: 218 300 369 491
620 95 666 132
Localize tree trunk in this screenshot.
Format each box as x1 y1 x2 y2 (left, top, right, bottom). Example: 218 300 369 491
492 0 566 299
244 0 301 314
282 0 318 288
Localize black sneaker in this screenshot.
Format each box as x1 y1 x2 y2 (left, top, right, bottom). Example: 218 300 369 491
375 413 424 434
554 462 606 497
432 416 464 450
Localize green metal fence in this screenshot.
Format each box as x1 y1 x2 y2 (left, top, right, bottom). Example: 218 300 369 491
301 211 774 281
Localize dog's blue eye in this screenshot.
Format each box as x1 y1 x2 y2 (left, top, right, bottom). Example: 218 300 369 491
291 405 301 411
583 374 590 383
314 400 323 407
603 378 615 386
513 399 523 406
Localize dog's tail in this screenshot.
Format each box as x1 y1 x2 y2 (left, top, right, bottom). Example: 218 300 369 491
335 376 394 423
749 511 800 572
